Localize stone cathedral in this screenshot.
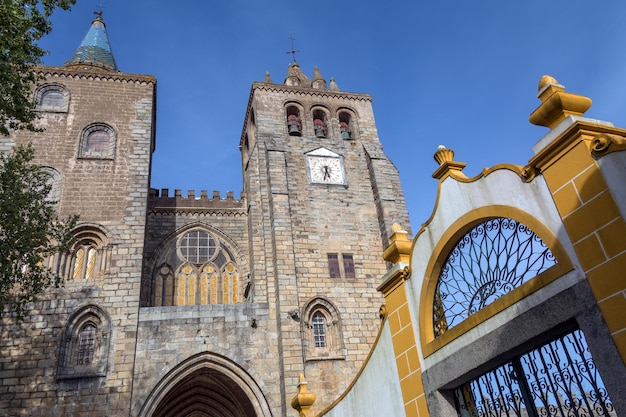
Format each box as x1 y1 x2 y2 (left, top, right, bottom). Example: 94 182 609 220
0 15 411 417
4 13 626 417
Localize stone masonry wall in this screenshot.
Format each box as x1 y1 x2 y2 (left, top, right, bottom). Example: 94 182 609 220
0 68 155 417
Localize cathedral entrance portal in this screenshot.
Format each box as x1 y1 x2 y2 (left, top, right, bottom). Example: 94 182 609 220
140 353 272 417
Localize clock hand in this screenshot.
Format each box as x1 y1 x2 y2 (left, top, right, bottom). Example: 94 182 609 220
323 165 331 180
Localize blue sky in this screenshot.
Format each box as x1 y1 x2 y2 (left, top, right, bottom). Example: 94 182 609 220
40 1 626 231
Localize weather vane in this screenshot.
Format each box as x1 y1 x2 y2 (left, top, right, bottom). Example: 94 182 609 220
93 3 105 17
286 34 300 63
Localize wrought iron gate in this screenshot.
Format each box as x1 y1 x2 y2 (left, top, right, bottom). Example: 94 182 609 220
454 329 615 417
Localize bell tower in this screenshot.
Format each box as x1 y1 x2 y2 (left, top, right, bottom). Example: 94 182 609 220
240 62 411 411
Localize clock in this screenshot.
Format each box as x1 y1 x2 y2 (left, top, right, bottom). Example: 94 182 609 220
306 147 346 185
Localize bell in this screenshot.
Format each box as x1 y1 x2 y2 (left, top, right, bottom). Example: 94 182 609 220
341 131 351 139
289 124 301 135
315 129 325 138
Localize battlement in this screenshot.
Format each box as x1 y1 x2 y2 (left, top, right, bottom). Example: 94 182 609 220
148 188 247 213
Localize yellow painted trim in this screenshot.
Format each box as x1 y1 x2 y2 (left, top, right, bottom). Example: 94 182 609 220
434 163 528 184
315 314 391 417
418 206 574 357
527 121 626 174
412 164 533 250
378 266 411 297
590 133 626 157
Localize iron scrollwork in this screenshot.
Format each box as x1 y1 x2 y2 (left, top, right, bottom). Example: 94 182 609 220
454 329 616 417
433 217 556 336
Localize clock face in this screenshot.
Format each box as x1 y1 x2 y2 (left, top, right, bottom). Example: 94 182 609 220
308 156 344 185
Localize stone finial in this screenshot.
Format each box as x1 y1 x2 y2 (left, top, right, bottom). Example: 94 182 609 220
264 71 272 84
329 77 339 91
432 145 467 180
291 374 316 417
529 75 592 129
433 145 454 165
312 66 327 90
383 223 412 264
284 62 311 87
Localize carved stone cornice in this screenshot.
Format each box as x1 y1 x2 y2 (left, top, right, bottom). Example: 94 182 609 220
37 66 156 85
251 82 372 102
148 209 247 217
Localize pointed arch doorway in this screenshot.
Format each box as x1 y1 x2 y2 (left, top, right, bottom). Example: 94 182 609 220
140 352 272 417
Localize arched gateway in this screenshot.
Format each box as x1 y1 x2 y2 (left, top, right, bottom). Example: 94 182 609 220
139 352 272 417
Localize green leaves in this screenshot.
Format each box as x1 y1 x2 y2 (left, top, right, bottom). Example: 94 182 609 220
0 0 76 136
0 144 78 319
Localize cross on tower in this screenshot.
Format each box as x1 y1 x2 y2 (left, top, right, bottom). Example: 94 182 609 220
285 34 300 64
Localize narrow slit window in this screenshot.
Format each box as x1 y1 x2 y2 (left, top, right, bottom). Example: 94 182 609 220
342 254 355 278
327 254 340 278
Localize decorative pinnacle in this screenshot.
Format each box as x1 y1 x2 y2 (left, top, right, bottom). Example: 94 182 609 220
291 374 316 417
433 145 454 165
286 34 300 63
529 75 592 129
432 145 467 180
383 223 412 264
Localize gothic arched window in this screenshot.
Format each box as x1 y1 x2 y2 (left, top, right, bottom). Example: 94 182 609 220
149 228 246 307
57 305 110 380
433 217 557 337
302 298 344 360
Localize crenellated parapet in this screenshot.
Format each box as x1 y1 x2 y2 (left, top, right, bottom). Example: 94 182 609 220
148 188 247 215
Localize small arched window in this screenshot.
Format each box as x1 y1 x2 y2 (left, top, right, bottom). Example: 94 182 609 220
433 217 557 337
41 90 64 108
78 123 116 159
34 83 70 112
41 166 63 208
286 106 302 136
59 225 110 281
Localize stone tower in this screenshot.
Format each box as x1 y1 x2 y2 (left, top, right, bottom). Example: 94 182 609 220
239 62 412 412
0 15 156 416
0 16 411 417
